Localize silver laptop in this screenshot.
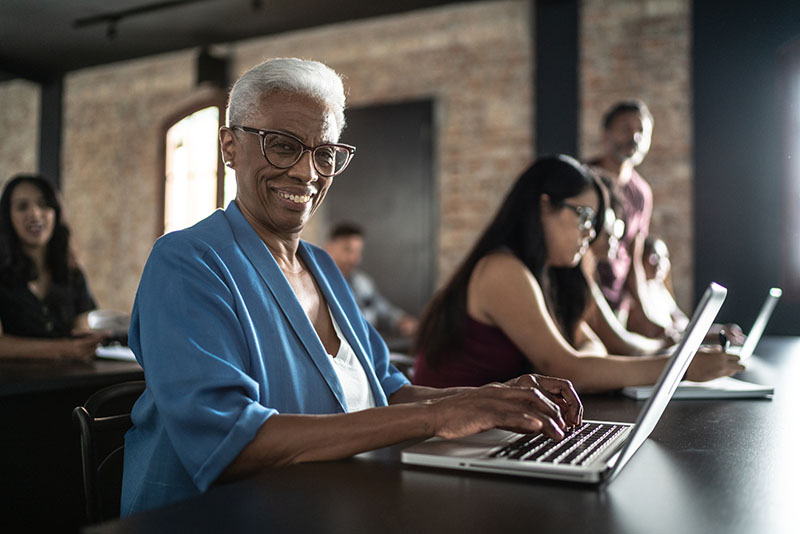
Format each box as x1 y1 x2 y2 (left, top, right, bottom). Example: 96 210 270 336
728 287 781 360
401 282 727 484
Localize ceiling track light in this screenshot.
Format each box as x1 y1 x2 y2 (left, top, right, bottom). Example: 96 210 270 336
73 0 215 39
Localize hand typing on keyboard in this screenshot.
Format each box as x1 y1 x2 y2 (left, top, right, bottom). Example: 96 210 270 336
504 373 583 428
428 374 583 442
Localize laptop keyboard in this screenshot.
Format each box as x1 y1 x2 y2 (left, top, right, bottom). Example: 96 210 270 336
489 422 626 466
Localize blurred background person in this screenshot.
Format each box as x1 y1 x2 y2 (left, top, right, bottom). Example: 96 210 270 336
626 236 744 345
579 175 667 356
325 221 418 338
585 100 663 339
583 102 744 347
625 236 688 338
0 174 104 361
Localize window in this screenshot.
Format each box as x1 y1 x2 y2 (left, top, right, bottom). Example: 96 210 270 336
162 102 236 235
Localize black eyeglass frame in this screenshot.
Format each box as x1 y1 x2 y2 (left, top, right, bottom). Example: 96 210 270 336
231 125 356 177
560 202 598 233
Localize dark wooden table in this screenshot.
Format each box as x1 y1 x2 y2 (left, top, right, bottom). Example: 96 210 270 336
83 337 799 534
1 357 143 533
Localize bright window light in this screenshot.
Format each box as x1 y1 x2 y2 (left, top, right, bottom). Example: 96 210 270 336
164 106 235 233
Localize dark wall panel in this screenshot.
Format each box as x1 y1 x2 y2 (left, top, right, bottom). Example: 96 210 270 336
38 76 63 186
535 0 578 157
328 100 435 319
693 0 800 334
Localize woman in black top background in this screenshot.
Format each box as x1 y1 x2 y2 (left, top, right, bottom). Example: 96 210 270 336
0 174 104 361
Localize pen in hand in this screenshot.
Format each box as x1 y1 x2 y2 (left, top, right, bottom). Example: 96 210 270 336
718 330 730 352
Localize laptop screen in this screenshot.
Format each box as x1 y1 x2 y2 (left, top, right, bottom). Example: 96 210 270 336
605 282 728 482
738 287 782 359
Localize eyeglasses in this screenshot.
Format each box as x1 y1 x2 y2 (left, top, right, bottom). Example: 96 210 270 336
231 126 356 178
560 202 597 233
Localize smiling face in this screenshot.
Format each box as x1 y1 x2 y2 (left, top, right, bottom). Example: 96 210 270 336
603 110 652 166
220 91 339 241
540 187 599 268
9 181 56 252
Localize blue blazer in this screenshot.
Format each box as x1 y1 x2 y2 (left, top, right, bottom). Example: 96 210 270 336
121 202 409 515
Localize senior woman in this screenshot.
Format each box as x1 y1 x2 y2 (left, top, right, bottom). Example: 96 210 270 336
121 57 583 515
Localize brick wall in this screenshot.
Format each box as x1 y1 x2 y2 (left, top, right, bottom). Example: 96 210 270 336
0 79 40 186
580 0 693 309
58 0 534 313
61 50 203 312
0 0 693 316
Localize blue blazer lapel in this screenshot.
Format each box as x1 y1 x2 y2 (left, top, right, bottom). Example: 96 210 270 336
299 243 389 407
223 202 347 411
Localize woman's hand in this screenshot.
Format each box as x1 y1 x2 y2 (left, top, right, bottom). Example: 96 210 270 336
428 382 571 442
685 346 745 382
707 323 746 346
58 333 105 362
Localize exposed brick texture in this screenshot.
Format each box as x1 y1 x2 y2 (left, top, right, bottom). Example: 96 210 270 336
61 50 202 312
0 0 693 316
0 80 40 185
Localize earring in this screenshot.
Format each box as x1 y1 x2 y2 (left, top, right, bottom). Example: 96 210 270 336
225 161 232 167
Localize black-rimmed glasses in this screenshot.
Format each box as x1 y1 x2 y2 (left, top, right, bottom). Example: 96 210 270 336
231 126 356 178
560 202 597 234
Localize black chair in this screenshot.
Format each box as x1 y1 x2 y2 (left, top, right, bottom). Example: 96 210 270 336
72 380 146 524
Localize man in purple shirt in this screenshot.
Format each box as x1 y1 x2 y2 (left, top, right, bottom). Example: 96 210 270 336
586 100 745 346
587 100 661 335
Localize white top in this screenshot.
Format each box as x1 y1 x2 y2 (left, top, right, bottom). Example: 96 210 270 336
328 308 376 412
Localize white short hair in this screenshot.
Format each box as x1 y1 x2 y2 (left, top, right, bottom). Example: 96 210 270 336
226 57 347 140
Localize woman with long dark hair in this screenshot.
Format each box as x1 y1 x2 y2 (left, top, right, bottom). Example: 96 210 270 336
412 155 743 392
0 174 103 361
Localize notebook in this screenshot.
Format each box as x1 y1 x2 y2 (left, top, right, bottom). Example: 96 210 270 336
95 344 138 362
621 287 780 400
401 282 727 484
621 376 773 400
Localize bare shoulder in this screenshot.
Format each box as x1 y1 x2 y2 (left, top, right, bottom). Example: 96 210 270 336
469 250 545 319
473 250 536 288
468 250 553 336
469 251 536 325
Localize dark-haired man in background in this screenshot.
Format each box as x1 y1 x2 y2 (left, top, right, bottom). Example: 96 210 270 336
325 221 418 338
586 100 662 337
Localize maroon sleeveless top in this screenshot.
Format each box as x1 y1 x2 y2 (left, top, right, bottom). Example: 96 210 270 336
412 317 532 388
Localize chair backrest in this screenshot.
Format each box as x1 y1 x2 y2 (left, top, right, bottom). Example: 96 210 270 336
72 380 145 524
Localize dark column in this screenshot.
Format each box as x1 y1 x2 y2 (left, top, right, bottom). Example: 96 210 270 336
38 75 64 188
534 0 579 157
693 0 800 334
